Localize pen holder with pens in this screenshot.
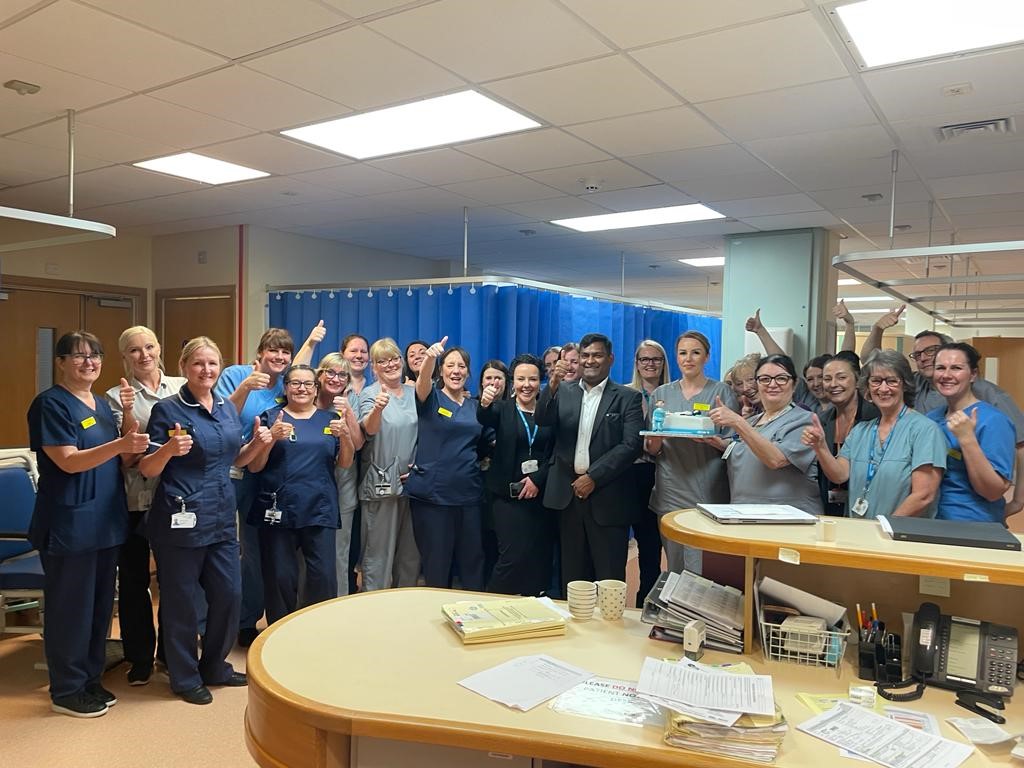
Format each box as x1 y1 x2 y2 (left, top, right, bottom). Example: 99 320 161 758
857 622 902 683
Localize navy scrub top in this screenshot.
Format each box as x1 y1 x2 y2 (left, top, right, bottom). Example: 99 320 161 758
27 386 129 555
250 407 340 529
145 385 242 548
405 387 486 506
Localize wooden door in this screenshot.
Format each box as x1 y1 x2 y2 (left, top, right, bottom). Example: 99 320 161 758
83 295 134 397
1 288 80 447
157 287 236 369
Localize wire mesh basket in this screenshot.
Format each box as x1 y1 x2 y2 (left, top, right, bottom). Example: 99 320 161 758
759 609 850 676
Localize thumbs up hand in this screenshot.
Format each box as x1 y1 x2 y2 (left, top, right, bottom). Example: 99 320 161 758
164 422 193 457
709 394 742 430
269 410 293 441
253 415 274 446
801 412 826 449
245 362 271 392
426 335 448 360
946 408 978 442
120 424 149 454
480 383 500 408
119 377 136 412
745 308 764 334
307 319 327 345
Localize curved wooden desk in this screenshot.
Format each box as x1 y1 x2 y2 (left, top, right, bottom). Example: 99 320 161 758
245 588 1021 768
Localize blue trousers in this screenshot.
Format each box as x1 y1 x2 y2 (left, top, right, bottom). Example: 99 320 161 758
152 539 241 693
41 546 118 700
232 472 264 631
259 525 337 626
410 500 484 591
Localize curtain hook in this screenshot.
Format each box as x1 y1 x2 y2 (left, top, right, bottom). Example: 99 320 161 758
310 291 318 299
367 287 373 297
387 285 394 297
328 291 335 299
427 286 433 295
294 292 302 299
447 283 453 295
275 292 282 300
469 283 476 294
406 285 413 297
347 289 353 299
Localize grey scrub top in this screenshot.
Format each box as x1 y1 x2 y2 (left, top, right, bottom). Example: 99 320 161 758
839 409 947 519
649 379 737 514
358 382 418 499
335 391 360 514
726 405 823 515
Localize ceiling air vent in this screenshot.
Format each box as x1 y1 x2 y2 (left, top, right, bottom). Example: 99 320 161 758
936 117 1014 141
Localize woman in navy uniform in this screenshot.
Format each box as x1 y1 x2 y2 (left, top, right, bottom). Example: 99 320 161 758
247 365 354 623
27 330 149 717
139 337 267 705
406 336 488 591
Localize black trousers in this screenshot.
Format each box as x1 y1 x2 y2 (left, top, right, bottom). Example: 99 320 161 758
259 525 338 626
118 511 164 667
559 496 628 588
628 462 661 607
487 494 554 597
410 500 485 591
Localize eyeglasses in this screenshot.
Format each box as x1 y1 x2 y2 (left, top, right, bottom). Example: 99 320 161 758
322 370 349 381
868 376 902 389
909 345 941 361
755 374 793 386
286 380 317 390
63 353 103 364
374 357 402 368
637 356 664 366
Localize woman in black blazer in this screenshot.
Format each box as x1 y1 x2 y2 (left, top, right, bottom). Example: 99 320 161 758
477 354 554 596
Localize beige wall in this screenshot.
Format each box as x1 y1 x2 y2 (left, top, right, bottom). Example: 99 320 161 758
150 226 240 291
1 233 152 291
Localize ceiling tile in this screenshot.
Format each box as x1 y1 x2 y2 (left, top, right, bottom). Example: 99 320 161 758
247 197 412 228
500 196 612 220
830 202 937 225
784 156 918 191
359 186 486 216
525 159 659 195
459 129 610 173
81 0 348 59
245 26 462 111
626 144 768 182
559 0 805 49
368 0 610 82
930 170 1024 199
0 136 108 186
744 124 894 167
565 106 728 156
8 119 177 164
905 139 1024 180
319 0 406 18
739 210 840 230
632 12 846 103
485 55 678 125
0 164 202 210
810 181 932 211
0 0 41 23
442 175 564 205
370 149 508 186
150 67 347 132
219 176 348 209
675 171 799 201
714 193 822 218
941 193 1024 216
0 1 226 91
291 163 424 195
203 134 350 176
79 96 254 148
697 78 877 142
581 184 697 211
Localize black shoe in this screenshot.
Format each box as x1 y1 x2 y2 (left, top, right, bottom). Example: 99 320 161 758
237 628 259 648
51 692 108 718
84 682 117 707
127 664 152 686
179 685 213 705
215 672 247 687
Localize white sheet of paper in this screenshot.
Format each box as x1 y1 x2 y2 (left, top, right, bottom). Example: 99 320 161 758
636 657 775 716
536 596 572 619
799 702 974 768
459 655 593 712
945 717 1016 745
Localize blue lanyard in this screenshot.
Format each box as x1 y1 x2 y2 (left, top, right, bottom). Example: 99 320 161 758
517 406 538 456
865 406 906 488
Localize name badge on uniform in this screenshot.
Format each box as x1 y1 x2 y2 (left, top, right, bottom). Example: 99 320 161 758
323 426 333 435
947 448 963 461
275 397 285 404
168 426 187 437
229 466 244 480
827 489 848 504
438 407 453 418
171 495 196 529
81 416 97 429
693 403 710 412
521 459 539 474
264 492 282 525
852 497 869 517
374 467 391 497
722 440 737 460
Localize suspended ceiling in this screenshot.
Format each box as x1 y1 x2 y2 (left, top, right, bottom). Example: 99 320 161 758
1 0 1024 317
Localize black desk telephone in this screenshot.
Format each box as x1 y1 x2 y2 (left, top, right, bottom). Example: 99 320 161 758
877 602 1018 708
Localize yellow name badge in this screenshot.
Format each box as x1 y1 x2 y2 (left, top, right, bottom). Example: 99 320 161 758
80 416 97 429
168 427 188 437
275 397 285 404
948 448 963 461
323 426 333 435
438 407 453 418
693 403 711 412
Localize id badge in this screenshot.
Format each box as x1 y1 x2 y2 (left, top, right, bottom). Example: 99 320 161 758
264 507 282 524
171 511 197 529
521 459 539 474
229 466 244 480
827 489 848 504
852 497 869 517
722 441 737 460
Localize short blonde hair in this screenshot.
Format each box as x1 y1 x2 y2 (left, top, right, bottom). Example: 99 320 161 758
369 338 400 365
117 325 164 377
178 336 223 375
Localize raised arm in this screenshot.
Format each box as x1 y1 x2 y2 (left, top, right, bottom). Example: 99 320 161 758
833 300 858 353
292 320 327 366
800 413 851 484
745 308 784 356
416 336 447 403
860 304 905 360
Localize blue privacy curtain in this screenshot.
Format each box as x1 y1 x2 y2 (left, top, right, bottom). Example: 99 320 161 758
269 285 722 384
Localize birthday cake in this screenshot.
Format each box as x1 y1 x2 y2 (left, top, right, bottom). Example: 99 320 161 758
661 412 715 436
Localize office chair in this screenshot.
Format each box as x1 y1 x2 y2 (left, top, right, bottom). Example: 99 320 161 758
0 453 45 635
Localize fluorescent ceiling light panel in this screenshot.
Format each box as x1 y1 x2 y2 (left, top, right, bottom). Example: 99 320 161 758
679 256 726 267
281 91 540 159
833 0 1024 68
838 278 860 286
842 296 893 302
133 152 269 184
553 204 725 233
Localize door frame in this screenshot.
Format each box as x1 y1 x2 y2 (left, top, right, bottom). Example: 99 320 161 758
0 274 147 321
155 285 237 359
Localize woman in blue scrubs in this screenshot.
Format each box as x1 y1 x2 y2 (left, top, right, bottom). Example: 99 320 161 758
139 337 266 705
28 330 149 717
407 336 488 590
247 364 354 623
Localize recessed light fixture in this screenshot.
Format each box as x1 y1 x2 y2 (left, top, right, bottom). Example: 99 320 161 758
842 296 893 302
678 256 726 267
281 90 540 159
133 152 269 184
831 0 1024 68
838 278 860 286
553 204 725 233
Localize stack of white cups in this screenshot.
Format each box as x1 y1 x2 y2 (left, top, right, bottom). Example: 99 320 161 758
596 579 628 620
566 580 597 620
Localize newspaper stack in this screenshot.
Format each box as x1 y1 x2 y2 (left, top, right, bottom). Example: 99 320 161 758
642 570 744 653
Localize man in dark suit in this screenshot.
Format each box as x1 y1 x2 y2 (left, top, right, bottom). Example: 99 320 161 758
535 333 644 585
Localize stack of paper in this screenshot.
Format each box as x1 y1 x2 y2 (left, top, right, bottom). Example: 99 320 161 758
441 597 566 644
458 655 592 711
642 571 744 653
636 657 787 763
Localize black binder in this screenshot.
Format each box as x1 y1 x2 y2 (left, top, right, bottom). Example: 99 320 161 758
885 516 1022 552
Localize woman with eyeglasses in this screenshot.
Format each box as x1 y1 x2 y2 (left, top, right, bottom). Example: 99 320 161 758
357 338 420 591
246 364 354 622
28 331 148 717
801 350 946 519
646 333 737 578
406 336 488 591
709 354 822 514
928 343 1014 523
314 354 364 595
626 339 669 601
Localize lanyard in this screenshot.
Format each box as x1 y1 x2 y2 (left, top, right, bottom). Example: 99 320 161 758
517 406 538 457
865 406 907 488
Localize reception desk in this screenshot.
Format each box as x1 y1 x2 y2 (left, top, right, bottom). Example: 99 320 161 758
245 588 1022 768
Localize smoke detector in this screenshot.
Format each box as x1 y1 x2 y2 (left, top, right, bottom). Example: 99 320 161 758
578 177 602 193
